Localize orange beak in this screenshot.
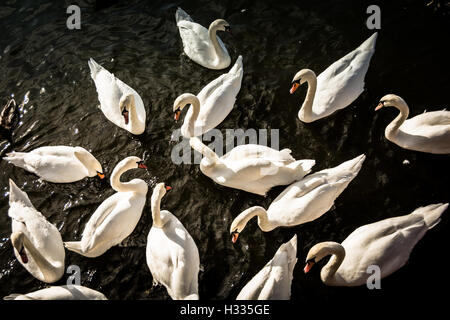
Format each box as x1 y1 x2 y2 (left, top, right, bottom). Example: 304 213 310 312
165 186 172 191
174 110 181 121
304 261 315 273
138 163 147 169
231 232 239 243
290 82 299 94
375 102 384 111
97 172 105 179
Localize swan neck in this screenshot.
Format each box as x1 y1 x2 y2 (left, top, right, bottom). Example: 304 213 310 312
110 162 138 193
128 96 141 132
20 233 58 277
386 101 410 138
189 137 219 163
320 243 345 284
151 192 164 228
185 96 201 137
241 206 272 232
208 24 226 61
300 75 317 118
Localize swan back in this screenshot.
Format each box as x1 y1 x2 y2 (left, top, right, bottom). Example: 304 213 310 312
236 235 297 300
3 285 107 300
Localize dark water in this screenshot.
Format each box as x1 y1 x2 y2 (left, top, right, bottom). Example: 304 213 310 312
0 0 449 302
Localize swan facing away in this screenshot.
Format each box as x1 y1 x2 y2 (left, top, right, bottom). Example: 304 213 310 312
290 33 377 122
64 156 148 257
230 154 365 242
7 179 65 283
3 285 107 300
174 55 244 138
88 58 146 135
236 235 297 300
146 183 200 300
3 146 104 183
375 94 450 154
175 7 231 70
304 203 448 286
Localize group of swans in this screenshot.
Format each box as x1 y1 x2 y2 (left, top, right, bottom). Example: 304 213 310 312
2 6 449 300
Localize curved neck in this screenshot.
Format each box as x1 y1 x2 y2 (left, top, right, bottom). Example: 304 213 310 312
189 137 219 164
385 101 410 139
151 191 164 228
320 242 346 284
19 232 59 277
110 162 140 193
128 98 141 132
208 24 227 62
182 95 201 137
237 206 273 232
299 75 317 119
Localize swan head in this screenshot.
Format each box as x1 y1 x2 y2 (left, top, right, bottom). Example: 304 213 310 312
73 147 104 179
290 69 315 94
173 93 197 122
10 231 28 264
210 19 231 33
304 241 344 273
229 206 267 243
375 94 406 111
119 94 135 125
152 182 172 200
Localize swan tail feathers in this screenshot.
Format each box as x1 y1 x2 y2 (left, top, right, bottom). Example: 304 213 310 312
175 7 193 23
360 32 378 52
337 154 366 175
229 55 243 75
64 241 85 255
183 293 199 300
8 179 33 208
3 294 25 300
3 152 27 168
414 203 448 230
88 58 103 79
287 159 315 178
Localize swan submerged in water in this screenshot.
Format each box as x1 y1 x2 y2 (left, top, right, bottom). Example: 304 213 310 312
230 154 365 242
175 7 231 70
304 203 448 286
175 55 244 138
236 235 298 300
64 156 148 257
146 183 200 300
290 33 377 122
3 146 104 183
3 285 107 300
375 94 450 154
7 179 65 283
88 58 146 135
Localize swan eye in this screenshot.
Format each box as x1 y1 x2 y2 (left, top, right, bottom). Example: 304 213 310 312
292 79 300 85
224 25 231 31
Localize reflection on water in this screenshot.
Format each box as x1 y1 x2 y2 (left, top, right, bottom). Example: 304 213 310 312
0 0 448 301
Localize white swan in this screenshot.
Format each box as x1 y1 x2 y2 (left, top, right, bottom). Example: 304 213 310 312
230 154 365 242
88 58 146 135
304 203 448 286
290 33 377 122
64 156 148 257
174 56 243 138
375 94 450 154
7 179 65 283
3 146 104 183
236 235 297 300
3 285 107 300
175 7 231 70
146 183 200 300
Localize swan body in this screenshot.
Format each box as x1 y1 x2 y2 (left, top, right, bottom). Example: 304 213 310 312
230 154 365 240
88 58 146 135
290 33 377 122
3 146 104 183
176 7 231 70
146 183 200 300
176 56 243 138
7 179 65 283
236 235 297 300
3 285 107 300
304 203 448 286
64 156 148 257
376 94 450 154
